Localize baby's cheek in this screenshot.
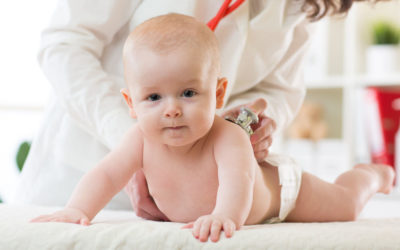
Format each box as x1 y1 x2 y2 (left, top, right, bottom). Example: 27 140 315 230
138 116 156 133
192 108 214 131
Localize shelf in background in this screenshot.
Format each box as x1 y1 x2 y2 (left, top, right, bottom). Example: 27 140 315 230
353 74 400 87
305 74 400 89
305 75 348 89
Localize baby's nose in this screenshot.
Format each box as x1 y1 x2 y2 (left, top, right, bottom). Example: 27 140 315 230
164 101 182 118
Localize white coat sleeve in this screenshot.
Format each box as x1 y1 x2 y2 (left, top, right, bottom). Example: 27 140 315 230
224 19 314 134
38 0 141 149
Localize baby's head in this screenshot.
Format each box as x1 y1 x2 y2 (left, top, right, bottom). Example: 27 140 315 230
121 13 227 147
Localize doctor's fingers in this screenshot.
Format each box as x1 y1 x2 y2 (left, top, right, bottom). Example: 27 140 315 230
246 98 267 115
125 171 168 221
140 200 169 221
250 117 276 144
253 139 271 161
253 137 273 153
125 170 149 207
131 194 168 221
135 208 159 221
124 170 147 198
131 187 168 221
221 98 267 118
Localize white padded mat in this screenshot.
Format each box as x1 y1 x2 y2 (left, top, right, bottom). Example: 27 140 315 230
1 200 400 250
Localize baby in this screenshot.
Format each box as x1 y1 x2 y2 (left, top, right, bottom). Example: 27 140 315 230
32 13 395 242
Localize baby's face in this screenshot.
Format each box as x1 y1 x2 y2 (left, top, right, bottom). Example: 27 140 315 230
125 46 219 147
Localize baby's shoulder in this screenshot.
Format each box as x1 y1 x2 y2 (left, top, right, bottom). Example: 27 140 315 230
210 116 250 146
121 123 144 147
210 116 255 162
126 123 143 137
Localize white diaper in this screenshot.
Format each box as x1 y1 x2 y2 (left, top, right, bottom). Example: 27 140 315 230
263 153 302 223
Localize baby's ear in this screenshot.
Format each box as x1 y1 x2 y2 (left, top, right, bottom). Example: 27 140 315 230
120 88 137 118
216 77 228 109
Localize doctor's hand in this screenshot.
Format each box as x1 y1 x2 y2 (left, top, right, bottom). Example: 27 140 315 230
125 169 169 221
221 98 276 161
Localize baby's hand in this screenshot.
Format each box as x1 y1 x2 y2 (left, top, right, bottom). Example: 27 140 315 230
182 214 237 242
30 207 90 225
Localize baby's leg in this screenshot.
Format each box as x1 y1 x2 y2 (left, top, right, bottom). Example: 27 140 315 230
285 164 395 222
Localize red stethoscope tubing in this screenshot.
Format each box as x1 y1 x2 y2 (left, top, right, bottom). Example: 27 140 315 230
207 0 246 31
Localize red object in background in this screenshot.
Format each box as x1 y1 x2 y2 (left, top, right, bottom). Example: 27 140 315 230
365 87 400 170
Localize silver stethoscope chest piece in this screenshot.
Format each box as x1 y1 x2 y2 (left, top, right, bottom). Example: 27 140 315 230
225 107 259 136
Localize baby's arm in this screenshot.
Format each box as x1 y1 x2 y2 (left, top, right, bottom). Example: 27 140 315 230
31 125 143 224
185 119 256 242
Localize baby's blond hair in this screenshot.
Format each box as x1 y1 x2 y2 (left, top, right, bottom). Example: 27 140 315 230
123 13 220 76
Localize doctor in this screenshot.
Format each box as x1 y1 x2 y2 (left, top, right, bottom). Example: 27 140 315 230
12 0 377 220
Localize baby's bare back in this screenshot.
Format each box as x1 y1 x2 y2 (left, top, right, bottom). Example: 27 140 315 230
141 120 280 224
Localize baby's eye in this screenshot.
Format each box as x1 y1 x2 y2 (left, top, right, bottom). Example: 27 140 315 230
182 89 196 98
147 94 161 101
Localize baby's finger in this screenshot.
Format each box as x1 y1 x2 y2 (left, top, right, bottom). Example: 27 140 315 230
30 215 51 223
223 221 236 238
210 220 222 242
199 219 212 242
80 218 90 226
192 219 203 239
181 222 194 229
49 217 65 223
30 216 44 222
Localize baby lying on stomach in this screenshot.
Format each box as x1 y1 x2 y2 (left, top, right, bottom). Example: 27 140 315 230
32 13 395 243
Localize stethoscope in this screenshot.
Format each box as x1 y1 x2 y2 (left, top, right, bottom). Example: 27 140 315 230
207 0 246 31
208 0 259 136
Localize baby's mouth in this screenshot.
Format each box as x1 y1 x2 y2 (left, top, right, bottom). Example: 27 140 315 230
165 126 185 130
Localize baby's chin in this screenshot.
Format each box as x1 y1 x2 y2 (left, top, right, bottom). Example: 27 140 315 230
162 137 199 147
161 131 208 148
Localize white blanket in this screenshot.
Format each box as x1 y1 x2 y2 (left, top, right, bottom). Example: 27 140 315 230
1 204 400 249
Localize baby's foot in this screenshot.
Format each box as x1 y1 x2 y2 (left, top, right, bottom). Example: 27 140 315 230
354 164 395 194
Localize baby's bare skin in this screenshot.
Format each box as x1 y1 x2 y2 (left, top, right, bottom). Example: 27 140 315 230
31 13 395 243
143 115 277 225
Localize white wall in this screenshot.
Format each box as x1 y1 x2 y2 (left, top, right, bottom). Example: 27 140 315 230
0 1 56 201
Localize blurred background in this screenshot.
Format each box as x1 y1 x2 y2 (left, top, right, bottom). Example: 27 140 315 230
0 1 400 203
0 1 55 202
278 1 400 183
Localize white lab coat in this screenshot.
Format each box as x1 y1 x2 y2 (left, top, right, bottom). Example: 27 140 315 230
12 0 314 208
